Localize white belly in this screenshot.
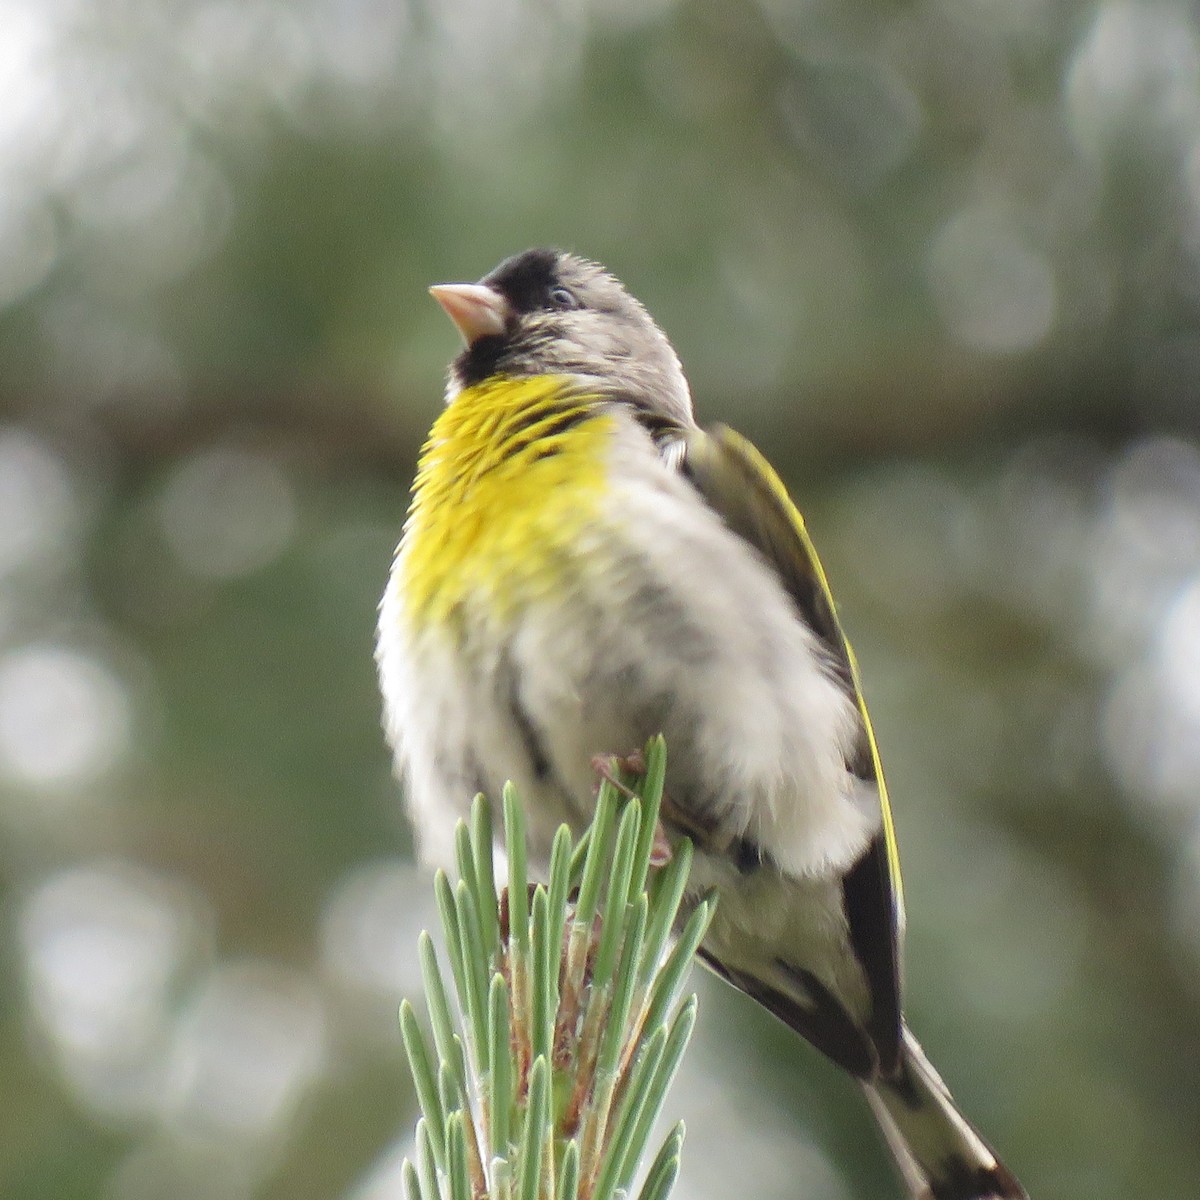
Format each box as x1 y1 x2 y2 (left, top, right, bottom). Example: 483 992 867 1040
377 436 880 882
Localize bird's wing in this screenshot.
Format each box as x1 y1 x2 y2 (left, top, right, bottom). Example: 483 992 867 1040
679 422 904 1070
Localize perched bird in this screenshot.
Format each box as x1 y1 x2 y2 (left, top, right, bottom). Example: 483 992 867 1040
377 248 1028 1200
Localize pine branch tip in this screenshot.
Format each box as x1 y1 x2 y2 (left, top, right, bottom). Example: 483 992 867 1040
401 750 699 1200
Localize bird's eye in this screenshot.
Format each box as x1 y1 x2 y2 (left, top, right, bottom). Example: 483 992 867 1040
548 286 579 310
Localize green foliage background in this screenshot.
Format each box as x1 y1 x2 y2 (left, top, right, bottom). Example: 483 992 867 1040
2 2 1200 1199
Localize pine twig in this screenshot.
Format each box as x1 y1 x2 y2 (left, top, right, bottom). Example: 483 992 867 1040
400 736 713 1200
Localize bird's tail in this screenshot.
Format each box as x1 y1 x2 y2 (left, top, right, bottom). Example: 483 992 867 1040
864 1026 1028 1200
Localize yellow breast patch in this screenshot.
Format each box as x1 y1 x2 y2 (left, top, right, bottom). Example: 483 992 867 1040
399 375 615 630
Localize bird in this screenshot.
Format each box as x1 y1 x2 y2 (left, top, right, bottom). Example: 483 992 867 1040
376 247 1029 1200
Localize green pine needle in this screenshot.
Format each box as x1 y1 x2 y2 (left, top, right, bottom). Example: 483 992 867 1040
399 736 712 1200
635 1123 684 1200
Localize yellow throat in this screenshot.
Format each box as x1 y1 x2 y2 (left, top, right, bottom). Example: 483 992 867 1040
398 374 615 631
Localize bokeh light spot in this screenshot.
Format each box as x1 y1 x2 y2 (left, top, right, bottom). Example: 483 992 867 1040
158 445 298 580
0 642 133 788
0 428 77 575
928 203 1057 353
320 859 435 1003
1159 576 1200 725
1086 437 1200 660
0 0 60 161
20 861 206 1118
164 961 327 1144
1106 575 1200 817
1066 0 1200 154
668 1047 852 1200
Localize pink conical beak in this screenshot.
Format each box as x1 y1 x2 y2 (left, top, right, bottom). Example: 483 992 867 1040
429 282 510 344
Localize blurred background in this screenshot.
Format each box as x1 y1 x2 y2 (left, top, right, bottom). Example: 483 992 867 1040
3 0 1200 1197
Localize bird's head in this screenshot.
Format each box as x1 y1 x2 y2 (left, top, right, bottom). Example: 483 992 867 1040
431 248 694 433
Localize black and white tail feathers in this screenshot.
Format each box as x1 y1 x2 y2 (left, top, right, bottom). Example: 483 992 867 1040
864 1026 1028 1200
